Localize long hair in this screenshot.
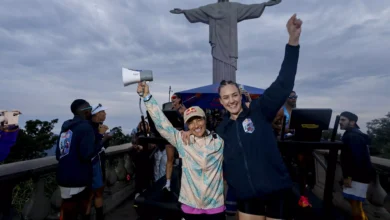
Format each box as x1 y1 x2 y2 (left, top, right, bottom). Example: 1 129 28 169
137 121 150 133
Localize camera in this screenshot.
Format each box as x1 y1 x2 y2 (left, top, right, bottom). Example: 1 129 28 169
0 110 22 128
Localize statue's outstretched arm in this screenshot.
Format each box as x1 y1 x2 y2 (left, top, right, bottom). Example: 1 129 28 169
170 7 209 24
237 0 281 22
265 0 281 6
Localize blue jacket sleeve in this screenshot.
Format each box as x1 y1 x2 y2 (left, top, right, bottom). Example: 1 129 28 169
79 125 96 162
251 44 300 121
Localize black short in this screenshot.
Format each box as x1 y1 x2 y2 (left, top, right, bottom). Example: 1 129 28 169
237 189 289 218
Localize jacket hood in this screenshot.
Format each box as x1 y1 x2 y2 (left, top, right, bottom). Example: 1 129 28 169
347 127 371 145
61 116 84 132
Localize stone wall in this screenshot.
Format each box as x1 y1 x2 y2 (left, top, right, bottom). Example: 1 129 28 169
0 144 136 220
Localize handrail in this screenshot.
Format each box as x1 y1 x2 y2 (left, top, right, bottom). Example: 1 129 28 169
0 143 133 182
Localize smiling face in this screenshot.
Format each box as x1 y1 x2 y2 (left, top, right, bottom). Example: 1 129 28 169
187 116 206 137
219 84 243 118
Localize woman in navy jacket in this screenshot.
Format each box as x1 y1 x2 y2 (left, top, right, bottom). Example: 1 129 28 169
217 14 302 220
182 14 302 220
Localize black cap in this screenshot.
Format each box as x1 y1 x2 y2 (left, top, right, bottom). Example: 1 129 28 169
340 111 359 128
71 99 90 114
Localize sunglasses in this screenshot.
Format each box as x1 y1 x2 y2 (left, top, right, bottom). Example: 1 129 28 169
288 95 298 99
79 106 92 111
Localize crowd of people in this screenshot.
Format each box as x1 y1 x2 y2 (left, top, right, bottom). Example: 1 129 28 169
0 13 372 220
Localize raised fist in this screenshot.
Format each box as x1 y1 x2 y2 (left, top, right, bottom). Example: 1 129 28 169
170 8 184 14
137 82 150 98
286 14 302 46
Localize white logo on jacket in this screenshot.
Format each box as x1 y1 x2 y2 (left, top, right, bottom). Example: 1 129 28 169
242 118 255 133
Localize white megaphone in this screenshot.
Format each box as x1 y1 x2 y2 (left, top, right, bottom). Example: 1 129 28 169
122 68 153 87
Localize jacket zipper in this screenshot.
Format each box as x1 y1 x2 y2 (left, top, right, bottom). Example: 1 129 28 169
235 121 256 194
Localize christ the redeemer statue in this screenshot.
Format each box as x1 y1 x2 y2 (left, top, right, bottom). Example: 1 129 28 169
170 0 282 83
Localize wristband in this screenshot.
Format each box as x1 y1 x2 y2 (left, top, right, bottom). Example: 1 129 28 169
143 94 152 102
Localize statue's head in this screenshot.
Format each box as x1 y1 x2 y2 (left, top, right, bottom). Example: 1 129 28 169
218 0 229 2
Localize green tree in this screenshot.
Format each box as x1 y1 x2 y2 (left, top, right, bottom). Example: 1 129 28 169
108 126 132 146
2 119 58 164
367 112 390 158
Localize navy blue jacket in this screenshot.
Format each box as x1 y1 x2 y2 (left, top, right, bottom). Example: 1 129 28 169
56 116 95 187
340 127 373 183
217 44 299 200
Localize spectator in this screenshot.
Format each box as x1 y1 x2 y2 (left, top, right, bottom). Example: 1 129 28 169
133 121 155 197
284 91 313 208
85 104 111 220
56 99 96 220
340 111 372 220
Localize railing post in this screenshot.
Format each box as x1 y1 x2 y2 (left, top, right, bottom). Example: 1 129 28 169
323 148 339 218
22 175 51 220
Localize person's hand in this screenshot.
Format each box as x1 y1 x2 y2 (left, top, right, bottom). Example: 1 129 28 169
343 177 352 188
163 179 171 192
103 132 113 142
170 8 184 14
104 132 113 139
286 14 302 46
265 0 282 7
137 82 149 97
132 145 143 152
180 130 191 145
98 124 109 134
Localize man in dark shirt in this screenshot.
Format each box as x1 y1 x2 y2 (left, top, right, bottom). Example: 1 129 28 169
56 99 96 220
339 111 371 220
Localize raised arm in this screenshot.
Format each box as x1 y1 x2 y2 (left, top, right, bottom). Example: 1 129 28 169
251 14 301 122
170 8 209 24
137 82 183 150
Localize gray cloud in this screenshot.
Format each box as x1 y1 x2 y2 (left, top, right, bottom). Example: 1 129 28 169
1 0 389 134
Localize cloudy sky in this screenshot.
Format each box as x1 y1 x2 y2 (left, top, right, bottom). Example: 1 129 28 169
1 0 389 134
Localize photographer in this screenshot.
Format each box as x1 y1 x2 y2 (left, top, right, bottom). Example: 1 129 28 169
0 110 21 162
